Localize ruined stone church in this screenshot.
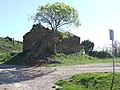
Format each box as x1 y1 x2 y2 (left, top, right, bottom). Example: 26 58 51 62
23 23 81 62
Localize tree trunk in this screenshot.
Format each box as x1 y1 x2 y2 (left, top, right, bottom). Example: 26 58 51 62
53 29 57 54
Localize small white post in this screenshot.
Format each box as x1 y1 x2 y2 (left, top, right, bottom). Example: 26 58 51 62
109 29 115 90
109 29 115 73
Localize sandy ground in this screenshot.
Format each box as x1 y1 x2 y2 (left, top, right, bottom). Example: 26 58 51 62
0 63 120 90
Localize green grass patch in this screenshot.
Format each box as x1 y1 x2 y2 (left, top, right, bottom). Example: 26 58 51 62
48 53 120 66
0 53 12 63
56 72 120 90
0 37 23 63
1 36 120 66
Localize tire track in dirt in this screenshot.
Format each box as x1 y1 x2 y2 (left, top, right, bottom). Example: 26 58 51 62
0 63 120 90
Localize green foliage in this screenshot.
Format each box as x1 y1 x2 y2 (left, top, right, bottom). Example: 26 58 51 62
59 31 74 39
47 53 120 67
91 51 112 58
0 37 22 53
33 2 80 31
33 2 80 54
0 37 23 63
56 80 81 90
81 40 94 55
48 53 91 66
56 72 120 90
0 53 12 62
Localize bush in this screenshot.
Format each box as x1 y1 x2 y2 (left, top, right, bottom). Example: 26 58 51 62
0 53 12 62
91 51 112 58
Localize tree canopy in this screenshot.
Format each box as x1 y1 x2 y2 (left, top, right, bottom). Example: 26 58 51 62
32 2 80 31
81 40 94 55
32 2 81 54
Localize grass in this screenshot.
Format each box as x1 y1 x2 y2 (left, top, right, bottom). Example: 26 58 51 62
0 37 23 63
0 36 120 66
55 72 120 90
47 53 120 66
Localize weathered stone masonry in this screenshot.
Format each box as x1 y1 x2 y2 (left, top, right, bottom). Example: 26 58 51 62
23 23 80 61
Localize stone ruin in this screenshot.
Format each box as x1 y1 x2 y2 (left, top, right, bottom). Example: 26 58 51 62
23 23 81 66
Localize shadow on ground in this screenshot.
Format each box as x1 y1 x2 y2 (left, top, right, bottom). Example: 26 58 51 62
0 64 28 69
0 64 55 85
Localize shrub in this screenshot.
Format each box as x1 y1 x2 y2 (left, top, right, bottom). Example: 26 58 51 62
0 53 12 62
91 51 112 58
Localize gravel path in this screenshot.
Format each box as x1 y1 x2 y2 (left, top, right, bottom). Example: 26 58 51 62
0 63 120 90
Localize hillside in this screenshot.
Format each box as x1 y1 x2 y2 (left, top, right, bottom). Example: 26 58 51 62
0 37 23 63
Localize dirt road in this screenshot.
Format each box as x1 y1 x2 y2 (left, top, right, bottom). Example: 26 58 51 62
0 63 120 90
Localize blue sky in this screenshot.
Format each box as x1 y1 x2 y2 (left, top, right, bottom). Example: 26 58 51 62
1 0 120 49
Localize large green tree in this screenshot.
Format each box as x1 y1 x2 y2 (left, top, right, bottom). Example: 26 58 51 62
32 2 80 53
81 40 94 55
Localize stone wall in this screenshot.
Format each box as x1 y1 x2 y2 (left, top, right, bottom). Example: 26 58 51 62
23 23 80 63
